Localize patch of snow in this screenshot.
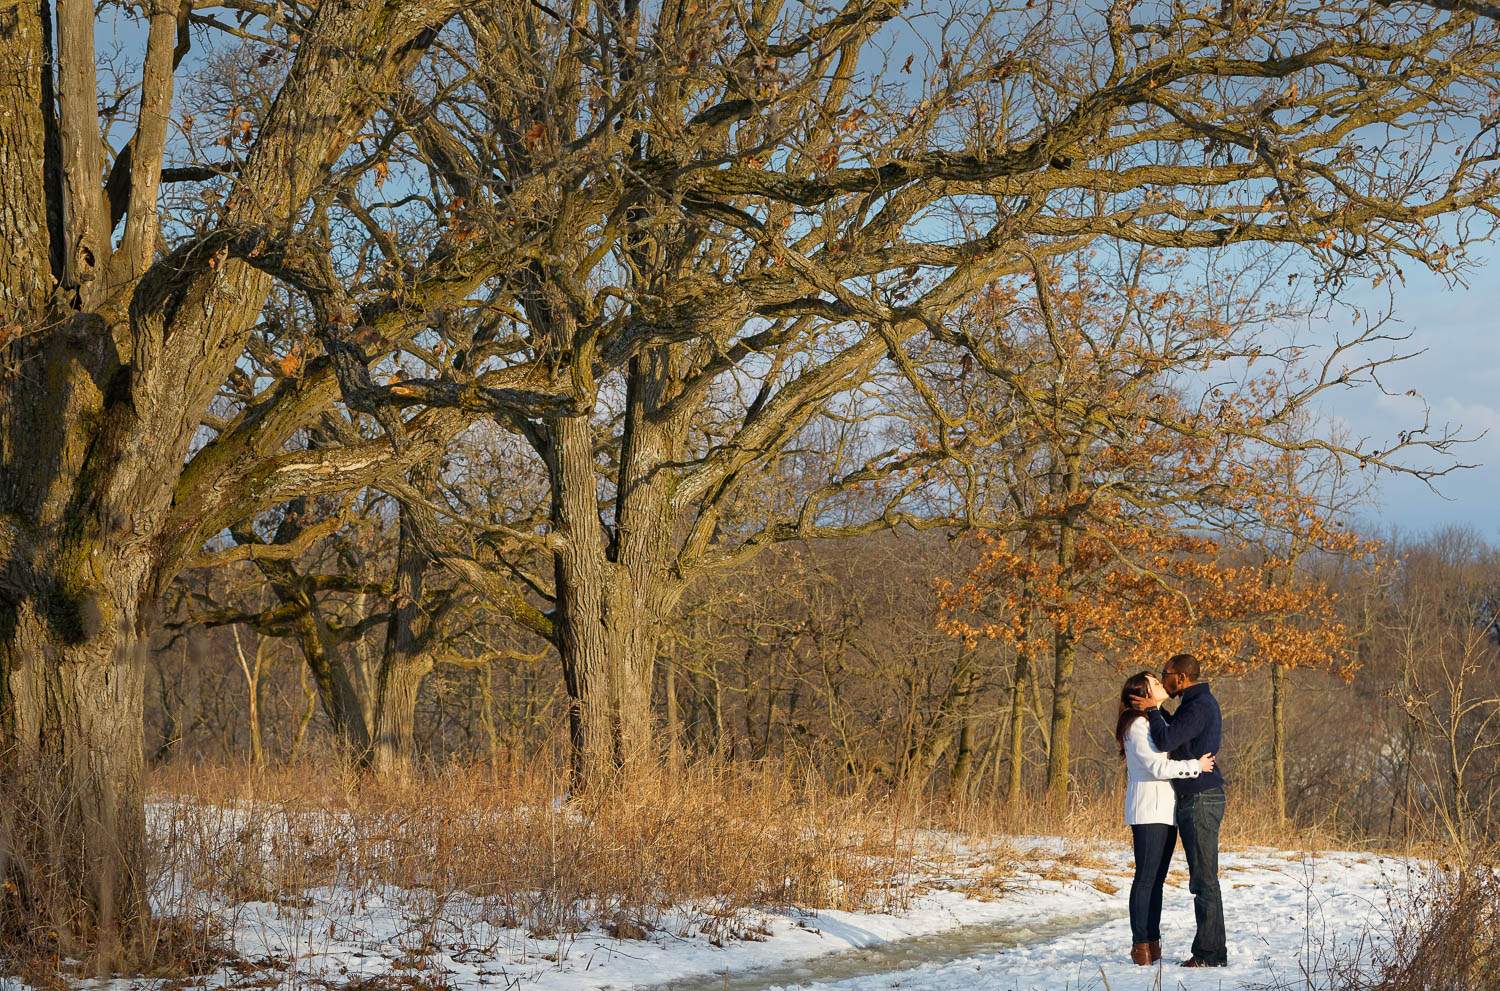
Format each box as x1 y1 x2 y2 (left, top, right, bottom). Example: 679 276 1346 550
766 850 1408 991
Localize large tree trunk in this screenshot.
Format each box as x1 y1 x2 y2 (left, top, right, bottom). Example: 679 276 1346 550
2 0 457 964
369 655 428 777
0 336 158 967
554 552 663 786
282 602 373 757
0 329 174 964
0 0 61 320
368 485 443 779
950 667 978 795
549 351 685 789
1 590 147 969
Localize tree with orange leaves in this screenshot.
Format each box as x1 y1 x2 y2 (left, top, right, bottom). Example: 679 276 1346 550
939 495 1361 807
1239 444 1382 819
923 248 1422 806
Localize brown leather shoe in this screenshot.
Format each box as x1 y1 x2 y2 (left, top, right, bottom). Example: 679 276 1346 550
1181 957 1226 968
1131 943 1152 966
1149 940 1161 963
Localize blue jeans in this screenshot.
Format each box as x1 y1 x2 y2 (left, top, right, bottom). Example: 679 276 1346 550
1176 787 1227 965
1129 823 1176 944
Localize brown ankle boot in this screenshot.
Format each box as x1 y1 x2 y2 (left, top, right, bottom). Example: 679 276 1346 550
1131 942 1152 966
1149 940 1161 963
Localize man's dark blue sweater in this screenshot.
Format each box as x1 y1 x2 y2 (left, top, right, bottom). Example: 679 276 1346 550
1146 682 1225 798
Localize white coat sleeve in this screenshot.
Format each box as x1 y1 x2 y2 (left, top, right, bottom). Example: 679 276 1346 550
1126 719 1202 781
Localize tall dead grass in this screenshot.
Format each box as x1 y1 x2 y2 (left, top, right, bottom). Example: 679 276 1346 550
0 752 232 987
145 757 1371 950
149 757 926 947
936 783 1362 853
4 753 1397 985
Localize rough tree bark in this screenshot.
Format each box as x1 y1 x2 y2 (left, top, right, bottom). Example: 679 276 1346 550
369 496 440 779
1271 661 1288 821
0 0 460 961
548 354 686 787
1045 521 1079 808
1045 628 1076 808
1006 647 1032 807
0 599 149 968
0 0 60 320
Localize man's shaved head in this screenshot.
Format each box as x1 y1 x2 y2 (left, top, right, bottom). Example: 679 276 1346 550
1165 653 1201 682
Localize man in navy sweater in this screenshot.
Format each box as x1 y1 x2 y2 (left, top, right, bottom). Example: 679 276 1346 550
1133 652 1227 968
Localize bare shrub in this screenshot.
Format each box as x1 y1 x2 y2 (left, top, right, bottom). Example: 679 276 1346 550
0 751 230 983
1356 865 1500 991
1262 863 1500 991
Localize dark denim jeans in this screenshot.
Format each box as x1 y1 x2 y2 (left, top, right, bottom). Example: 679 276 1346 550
1176 786 1227 965
1129 823 1176 944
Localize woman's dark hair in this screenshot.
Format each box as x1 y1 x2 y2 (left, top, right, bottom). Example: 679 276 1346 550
1115 671 1154 755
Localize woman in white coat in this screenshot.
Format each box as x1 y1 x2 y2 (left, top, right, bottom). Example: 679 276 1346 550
1117 671 1216 966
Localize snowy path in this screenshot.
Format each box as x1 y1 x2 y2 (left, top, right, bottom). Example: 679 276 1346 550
647 906 1123 991
722 849 1406 991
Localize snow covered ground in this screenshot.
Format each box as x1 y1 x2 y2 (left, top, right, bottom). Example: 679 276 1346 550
43 836 1409 991
750 846 1408 991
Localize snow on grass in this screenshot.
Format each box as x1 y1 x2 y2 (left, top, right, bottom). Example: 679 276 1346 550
47 835 1411 991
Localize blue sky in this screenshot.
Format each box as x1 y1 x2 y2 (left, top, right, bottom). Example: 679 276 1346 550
1325 267 1499 538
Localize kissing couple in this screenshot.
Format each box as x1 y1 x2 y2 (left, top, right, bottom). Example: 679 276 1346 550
1115 652 1227 969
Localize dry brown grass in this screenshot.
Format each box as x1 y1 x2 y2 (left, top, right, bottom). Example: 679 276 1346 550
1056 847 1115 872
963 856 1020 902
148 756 927 949
0 752 235 987
4 754 1411 986
1088 876 1121 895
931 784 1368 853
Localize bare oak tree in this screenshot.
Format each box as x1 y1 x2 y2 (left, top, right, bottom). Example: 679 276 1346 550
321 0 1500 787
0 0 462 961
